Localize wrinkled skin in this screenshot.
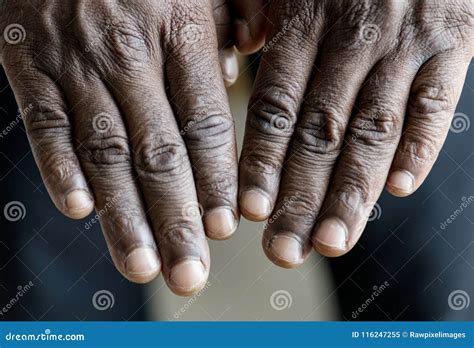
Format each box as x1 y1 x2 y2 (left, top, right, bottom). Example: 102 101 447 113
1 0 472 296
0 0 267 296
239 0 473 267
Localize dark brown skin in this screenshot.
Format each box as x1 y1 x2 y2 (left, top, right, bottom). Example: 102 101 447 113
0 0 261 296
0 0 472 295
239 0 473 267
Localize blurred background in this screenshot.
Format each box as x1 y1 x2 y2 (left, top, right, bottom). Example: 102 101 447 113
0 55 472 321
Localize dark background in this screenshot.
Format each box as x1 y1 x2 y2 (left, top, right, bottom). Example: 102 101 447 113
0 58 472 321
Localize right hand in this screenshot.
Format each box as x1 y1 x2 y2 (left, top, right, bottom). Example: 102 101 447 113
1 0 242 296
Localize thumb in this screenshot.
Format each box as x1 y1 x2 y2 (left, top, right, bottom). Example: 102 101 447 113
230 0 270 54
213 0 239 87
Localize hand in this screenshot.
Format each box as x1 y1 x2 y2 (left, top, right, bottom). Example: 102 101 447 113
1 0 239 295
239 0 473 267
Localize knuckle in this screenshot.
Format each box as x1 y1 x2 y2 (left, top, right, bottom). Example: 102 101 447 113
248 85 299 137
405 2 473 54
397 134 439 165
181 110 233 148
159 226 203 250
162 227 193 246
283 199 316 225
106 22 150 66
75 12 151 73
45 155 78 183
349 107 401 145
274 190 316 222
294 107 346 155
26 109 70 137
332 0 399 52
332 181 371 209
409 84 451 116
329 189 371 223
195 167 235 203
133 135 190 181
241 151 282 176
78 134 130 166
167 3 212 52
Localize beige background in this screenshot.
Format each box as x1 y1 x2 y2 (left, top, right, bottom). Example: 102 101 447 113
146 56 338 321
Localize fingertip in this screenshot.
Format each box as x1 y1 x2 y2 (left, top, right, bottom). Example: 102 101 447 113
124 247 161 284
239 189 272 221
313 242 350 258
233 19 266 55
204 207 239 240
312 217 350 258
65 189 94 219
219 48 239 87
168 259 208 297
386 170 415 197
264 234 305 268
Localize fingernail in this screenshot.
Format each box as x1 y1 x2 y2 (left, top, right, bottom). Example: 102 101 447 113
66 190 94 218
220 50 238 87
234 19 251 47
169 260 206 295
125 247 160 282
240 190 272 221
269 234 303 266
314 217 347 251
387 170 414 195
204 208 238 240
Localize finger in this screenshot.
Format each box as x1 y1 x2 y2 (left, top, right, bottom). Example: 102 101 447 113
239 4 322 221
212 0 239 87
104 60 210 295
230 0 270 54
63 74 161 284
386 50 472 196
111 76 210 295
213 0 232 47
2 58 94 219
312 57 421 257
219 47 239 87
262 45 378 267
166 9 239 240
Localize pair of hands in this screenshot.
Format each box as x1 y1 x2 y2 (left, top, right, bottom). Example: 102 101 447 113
1 0 472 296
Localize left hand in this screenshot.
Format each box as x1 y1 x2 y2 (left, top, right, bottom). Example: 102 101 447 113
238 0 473 267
